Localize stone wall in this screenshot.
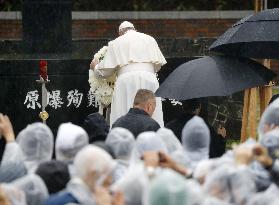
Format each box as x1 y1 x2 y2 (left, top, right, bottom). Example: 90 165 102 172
0 11 252 40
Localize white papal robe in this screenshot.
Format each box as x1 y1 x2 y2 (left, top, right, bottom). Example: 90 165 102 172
94 30 166 127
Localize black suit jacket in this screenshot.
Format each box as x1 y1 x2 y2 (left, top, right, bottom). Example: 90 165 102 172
112 108 160 138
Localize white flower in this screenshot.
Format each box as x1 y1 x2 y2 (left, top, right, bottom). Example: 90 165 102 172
94 46 108 61
94 84 114 106
88 46 115 108
94 53 100 60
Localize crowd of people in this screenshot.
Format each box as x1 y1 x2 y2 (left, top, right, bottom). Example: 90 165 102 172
1 20 279 205
1 88 279 205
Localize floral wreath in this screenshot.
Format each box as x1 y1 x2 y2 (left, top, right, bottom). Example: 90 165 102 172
88 46 116 108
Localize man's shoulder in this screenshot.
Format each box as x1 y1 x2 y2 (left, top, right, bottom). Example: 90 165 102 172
113 111 157 125
145 117 160 131
112 111 144 124
138 114 160 128
112 117 122 124
112 115 128 127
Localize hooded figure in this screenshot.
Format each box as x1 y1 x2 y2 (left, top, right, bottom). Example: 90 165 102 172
83 113 109 143
258 98 279 140
203 165 256 205
172 116 210 170
146 169 189 205
106 127 135 160
258 129 279 187
111 162 148 205
16 123 54 172
246 184 279 205
184 179 205 205
105 128 135 181
130 131 168 165
156 127 182 154
56 123 89 163
12 174 48 205
44 145 115 205
55 123 89 176
260 129 279 160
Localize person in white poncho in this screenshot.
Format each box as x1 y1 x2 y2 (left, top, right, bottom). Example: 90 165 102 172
90 21 166 127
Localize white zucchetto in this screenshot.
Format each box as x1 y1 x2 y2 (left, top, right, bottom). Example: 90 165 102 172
119 21 135 31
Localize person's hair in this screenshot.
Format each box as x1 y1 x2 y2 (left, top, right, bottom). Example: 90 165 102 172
35 160 70 194
182 98 201 114
133 89 155 106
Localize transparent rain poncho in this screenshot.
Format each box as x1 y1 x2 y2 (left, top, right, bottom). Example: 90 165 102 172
130 131 168 165
0 161 27 183
69 146 115 204
156 128 182 154
1 183 27 205
111 162 148 205
185 179 205 205
172 116 210 170
258 130 279 188
202 196 231 205
193 159 216 184
258 98 279 140
106 128 136 181
146 169 189 205
232 138 257 166
231 138 272 191
73 144 115 180
12 174 48 205
271 199 279 205
260 129 279 160
203 164 256 205
1 142 24 163
250 161 272 192
55 122 89 164
246 183 279 205
105 127 135 159
16 123 54 172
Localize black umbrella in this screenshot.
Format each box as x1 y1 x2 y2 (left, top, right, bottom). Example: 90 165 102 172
209 8 279 59
155 56 275 100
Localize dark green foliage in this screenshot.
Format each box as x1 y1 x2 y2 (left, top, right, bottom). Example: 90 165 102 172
0 0 22 11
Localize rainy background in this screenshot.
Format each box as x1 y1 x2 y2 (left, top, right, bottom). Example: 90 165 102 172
1 0 279 144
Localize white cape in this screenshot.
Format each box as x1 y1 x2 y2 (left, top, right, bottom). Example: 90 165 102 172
98 30 166 71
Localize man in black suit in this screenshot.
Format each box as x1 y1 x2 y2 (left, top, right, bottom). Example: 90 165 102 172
112 89 160 138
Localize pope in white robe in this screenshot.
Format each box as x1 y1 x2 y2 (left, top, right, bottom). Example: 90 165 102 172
90 21 166 127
